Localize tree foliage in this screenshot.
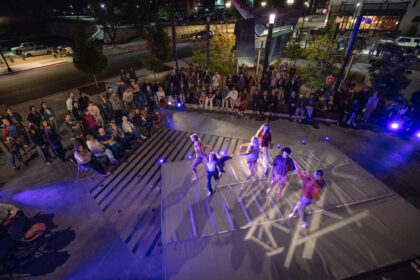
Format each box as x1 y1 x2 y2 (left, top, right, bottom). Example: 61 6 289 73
144 23 172 62
142 55 163 79
208 32 237 79
369 43 417 100
301 20 340 89
285 36 304 65
72 22 107 87
192 50 206 68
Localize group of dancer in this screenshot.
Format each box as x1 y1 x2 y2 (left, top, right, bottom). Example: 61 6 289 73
189 123 326 228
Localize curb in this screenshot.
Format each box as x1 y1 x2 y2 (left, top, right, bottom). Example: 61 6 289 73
0 61 68 77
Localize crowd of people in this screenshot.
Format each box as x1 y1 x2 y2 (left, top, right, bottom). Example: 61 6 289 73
1 62 419 173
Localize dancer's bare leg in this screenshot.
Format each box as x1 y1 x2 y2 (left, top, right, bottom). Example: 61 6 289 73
276 177 286 197
266 179 277 194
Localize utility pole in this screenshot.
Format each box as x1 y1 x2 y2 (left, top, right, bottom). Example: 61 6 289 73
171 14 179 75
333 2 363 93
0 48 12 73
262 14 275 77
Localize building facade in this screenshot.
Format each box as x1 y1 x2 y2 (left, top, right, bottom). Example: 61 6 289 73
330 0 419 37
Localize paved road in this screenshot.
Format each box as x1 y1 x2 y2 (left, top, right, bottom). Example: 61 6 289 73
0 42 194 106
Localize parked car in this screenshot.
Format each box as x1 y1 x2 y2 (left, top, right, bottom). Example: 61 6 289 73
11 42 38 55
380 36 420 48
24 46 53 57
194 30 214 40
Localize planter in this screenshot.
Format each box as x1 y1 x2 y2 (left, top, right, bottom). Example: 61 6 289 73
78 81 106 96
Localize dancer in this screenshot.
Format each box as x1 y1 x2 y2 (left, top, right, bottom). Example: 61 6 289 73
205 151 231 197
238 136 260 177
288 163 326 228
255 123 272 175
267 147 296 197
190 134 212 181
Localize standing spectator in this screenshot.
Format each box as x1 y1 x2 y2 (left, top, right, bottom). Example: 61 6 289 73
211 72 220 90
29 127 52 165
72 101 83 122
251 89 263 120
129 80 140 105
66 92 75 112
288 92 298 121
40 102 56 130
6 108 30 144
98 94 113 122
86 134 117 163
362 91 379 122
260 73 270 93
128 67 137 83
122 115 146 141
214 88 222 110
27 106 42 129
144 85 155 110
178 83 187 104
155 86 166 110
61 114 83 142
346 99 360 127
198 85 207 109
2 118 27 156
153 80 162 93
82 110 98 137
261 90 270 115
203 68 211 88
269 89 278 115
122 88 134 111
0 133 26 171
42 121 66 162
120 68 129 85
78 92 89 112
109 92 123 124
74 143 110 176
87 101 104 128
295 93 306 123
97 128 123 158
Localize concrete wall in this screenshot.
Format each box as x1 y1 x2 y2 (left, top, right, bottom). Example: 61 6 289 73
164 23 235 40
398 0 420 35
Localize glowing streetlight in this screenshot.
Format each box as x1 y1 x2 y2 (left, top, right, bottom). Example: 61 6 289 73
261 1 267 7
100 3 105 9
262 13 276 76
304 1 310 7
225 1 231 8
269 14 275 24
287 0 294 5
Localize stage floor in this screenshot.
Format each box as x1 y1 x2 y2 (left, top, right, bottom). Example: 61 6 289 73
161 141 420 280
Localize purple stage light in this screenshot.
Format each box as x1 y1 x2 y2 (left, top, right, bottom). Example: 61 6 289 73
277 144 281 149
301 140 306 145
324 136 329 141
159 159 165 163
177 102 182 108
220 151 225 155
389 122 401 131
188 155 193 160
415 131 420 139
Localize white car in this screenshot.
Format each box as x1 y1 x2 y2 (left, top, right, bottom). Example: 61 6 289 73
380 37 420 48
11 42 38 55
24 47 53 57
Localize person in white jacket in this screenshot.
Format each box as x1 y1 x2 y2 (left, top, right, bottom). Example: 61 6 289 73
121 116 146 141
222 86 238 111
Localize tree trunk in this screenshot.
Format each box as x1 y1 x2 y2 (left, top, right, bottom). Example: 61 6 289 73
93 74 99 88
344 54 356 81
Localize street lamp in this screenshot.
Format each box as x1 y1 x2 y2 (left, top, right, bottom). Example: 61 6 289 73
261 1 267 7
262 13 275 77
287 0 294 5
206 16 211 67
301 1 310 30
100 3 105 9
225 1 231 8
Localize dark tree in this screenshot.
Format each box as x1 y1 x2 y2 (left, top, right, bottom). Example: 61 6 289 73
369 44 418 100
72 22 107 88
143 23 172 62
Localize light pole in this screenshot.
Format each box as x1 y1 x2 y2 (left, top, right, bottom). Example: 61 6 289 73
171 13 179 74
100 3 107 14
301 1 310 31
261 1 267 7
0 48 12 73
206 16 211 67
262 14 275 77
225 1 231 33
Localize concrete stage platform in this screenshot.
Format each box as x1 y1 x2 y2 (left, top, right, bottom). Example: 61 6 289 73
161 141 420 280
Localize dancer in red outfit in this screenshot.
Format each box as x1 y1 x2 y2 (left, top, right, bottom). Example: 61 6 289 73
288 162 326 228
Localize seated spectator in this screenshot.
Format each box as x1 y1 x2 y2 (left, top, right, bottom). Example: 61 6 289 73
155 86 166 110
97 128 123 158
205 88 215 111
29 127 52 165
42 120 67 162
86 134 117 163
269 89 278 115
122 88 134 111
166 82 178 105
61 114 83 142
72 101 83 122
74 143 110 176
214 88 222 110
108 121 130 149
132 108 152 137
223 86 238 111
98 94 113 122
87 101 104 128
178 83 187 104
346 99 359 127
122 116 146 141
198 86 207 109
211 72 220 91
306 94 314 121
82 110 98 137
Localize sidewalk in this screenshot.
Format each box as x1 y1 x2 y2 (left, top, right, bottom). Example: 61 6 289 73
0 57 73 76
